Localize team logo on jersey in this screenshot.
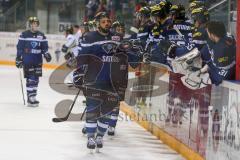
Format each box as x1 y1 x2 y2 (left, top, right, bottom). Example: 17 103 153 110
102 43 117 54
31 42 38 48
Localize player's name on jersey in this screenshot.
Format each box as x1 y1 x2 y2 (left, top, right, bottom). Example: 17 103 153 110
174 24 191 31
102 56 120 62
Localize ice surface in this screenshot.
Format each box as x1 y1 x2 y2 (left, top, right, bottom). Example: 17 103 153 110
0 66 185 160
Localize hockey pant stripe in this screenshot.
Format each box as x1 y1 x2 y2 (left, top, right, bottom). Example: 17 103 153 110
26 76 39 98
97 116 110 137
108 107 120 128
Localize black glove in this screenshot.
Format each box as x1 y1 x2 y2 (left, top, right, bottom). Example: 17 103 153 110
73 69 85 88
15 56 23 68
64 52 76 68
44 52 52 62
158 40 177 58
64 52 73 61
143 53 151 64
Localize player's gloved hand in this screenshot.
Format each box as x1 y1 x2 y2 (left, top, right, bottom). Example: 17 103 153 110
143 53 151 64
15 56 23 68
64 52 77 68
73 69 85 88
158 40 177 58
64 52 74 61
44 52 52 62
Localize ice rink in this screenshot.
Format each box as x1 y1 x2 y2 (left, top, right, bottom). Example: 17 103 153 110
0 65 184 160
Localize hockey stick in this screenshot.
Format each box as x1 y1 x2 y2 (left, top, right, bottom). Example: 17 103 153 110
52 89 81 122
19 69 25 105
80 106 87 121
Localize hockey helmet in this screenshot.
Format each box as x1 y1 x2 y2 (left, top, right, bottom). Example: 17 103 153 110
150 4 167 19
191 7 209 24
158 0 172 15
65 25 74 35
94 12 110 22
28 16 40 26
138 6 151 18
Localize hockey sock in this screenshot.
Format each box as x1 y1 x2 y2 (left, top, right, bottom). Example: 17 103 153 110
96 116 109 137
108 107 119 128
26 76 39 99
85 121 97 138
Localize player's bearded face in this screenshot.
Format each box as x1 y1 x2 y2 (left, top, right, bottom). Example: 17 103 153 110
99 17 111 33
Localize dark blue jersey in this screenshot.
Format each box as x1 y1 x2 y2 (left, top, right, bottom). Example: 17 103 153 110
201 35 236 85
162 20 193 53
17 30 48 65
137 21 154 42
192 26 208 50
78 31 139 86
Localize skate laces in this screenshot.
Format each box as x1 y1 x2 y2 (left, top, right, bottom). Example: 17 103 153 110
28 96 35 102
95 136 103 144
108 127 115 132
88 137 96 145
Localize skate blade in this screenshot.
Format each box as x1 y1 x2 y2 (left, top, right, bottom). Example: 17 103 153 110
27 104 39 107
89 149 95 154
96 148 101 153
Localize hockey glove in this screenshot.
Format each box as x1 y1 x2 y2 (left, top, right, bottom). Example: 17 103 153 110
158 40 177 58
15 56 23 68
64 52 73 61
143 53 151 64
44 52 52 62
73 69 85 88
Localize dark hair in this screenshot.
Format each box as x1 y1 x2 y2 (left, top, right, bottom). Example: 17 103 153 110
73 24 80 29
207 21 226 38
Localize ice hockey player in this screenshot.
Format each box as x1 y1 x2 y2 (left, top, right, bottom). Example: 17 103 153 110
191 7 210 51
199 21 236 85
16 17 52 107
181 21 236 89
161 4 193 57
135 6 153 44
132 6 153 107
62 25 78 66
74 12 140 152
81 20 126 137
107 20 126 136
111 21 125 39
76 12 122 152
73 24 82 45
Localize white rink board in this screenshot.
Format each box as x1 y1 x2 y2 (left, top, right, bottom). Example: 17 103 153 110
0 32 66 64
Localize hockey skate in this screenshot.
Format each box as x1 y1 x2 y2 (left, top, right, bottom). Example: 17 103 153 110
107 126 115 136
87 137 96 153
27 96 39 107
95 136 103 153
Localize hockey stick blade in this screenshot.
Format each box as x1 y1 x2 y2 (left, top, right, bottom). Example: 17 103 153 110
52 117 68 122
52 89 81 123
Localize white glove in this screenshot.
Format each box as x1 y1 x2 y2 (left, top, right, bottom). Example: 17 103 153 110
181 70 211 90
